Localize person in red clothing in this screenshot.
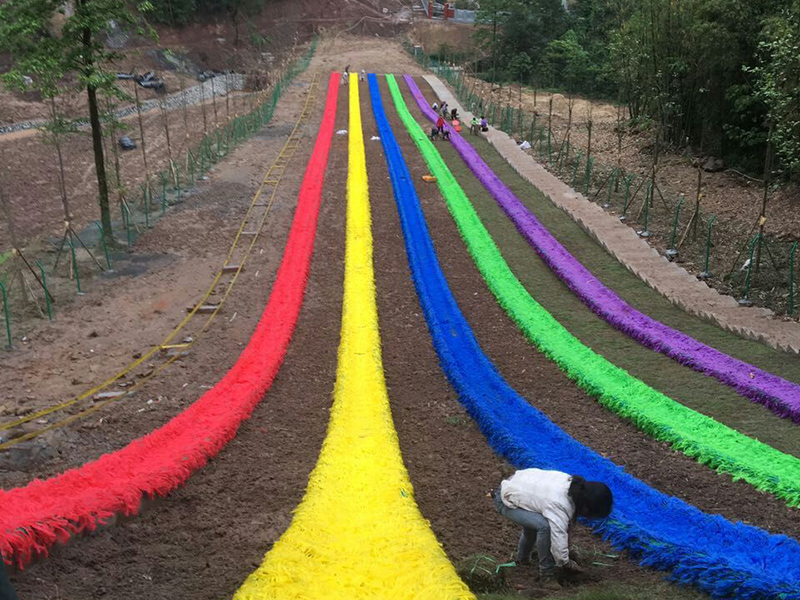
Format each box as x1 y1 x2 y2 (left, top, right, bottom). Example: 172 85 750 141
436 114 445 135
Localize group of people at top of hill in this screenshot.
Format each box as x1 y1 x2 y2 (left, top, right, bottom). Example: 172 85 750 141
430 98 489 141
340 65 366 85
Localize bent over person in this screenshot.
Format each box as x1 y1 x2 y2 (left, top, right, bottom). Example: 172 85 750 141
493 468 613 589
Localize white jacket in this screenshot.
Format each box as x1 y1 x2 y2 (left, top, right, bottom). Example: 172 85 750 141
500 468 575 566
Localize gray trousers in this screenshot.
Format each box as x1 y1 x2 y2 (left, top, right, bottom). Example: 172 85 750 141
494 493 556 574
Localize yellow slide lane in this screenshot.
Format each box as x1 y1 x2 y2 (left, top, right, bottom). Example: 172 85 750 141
232 79 475 599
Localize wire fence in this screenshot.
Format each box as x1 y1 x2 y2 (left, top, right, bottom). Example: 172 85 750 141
404 42 799 321
0 40 317 349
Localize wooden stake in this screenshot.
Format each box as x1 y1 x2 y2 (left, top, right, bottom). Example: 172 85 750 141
200 76 208 135
211 76 219 128
160 97 176 184
133 79 151 197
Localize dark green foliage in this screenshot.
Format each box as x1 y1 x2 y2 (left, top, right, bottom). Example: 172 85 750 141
472 0 800 174
149 0 197 26
748 0 800 174
149 0 267 41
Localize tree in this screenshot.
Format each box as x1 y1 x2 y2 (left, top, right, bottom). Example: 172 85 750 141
0 0 154 245
475 0 567 85
149 0 197 26
749 1 800 175
540 30 594 92
218 0 266 47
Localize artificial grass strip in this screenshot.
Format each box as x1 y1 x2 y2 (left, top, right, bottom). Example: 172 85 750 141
386 74 800 509
405 77 800 424
0 71 336 568
232 77 474 600
377 73 800 599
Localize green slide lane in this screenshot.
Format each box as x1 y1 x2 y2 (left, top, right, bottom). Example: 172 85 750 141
386 73 800 508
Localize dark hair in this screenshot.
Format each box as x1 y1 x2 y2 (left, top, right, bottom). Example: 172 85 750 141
568 476 613 519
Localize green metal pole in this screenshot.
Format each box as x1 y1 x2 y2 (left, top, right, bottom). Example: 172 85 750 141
94 221 111 270
584 157 594 196
571 153 583 189
666 195 685 259
789 242 797 315
142 184 150 229
36 260 52 321
700 216 717 279
621 174 634 221
604 169 618 208
640 180 652 237
0 282 11 348
176 165 182 203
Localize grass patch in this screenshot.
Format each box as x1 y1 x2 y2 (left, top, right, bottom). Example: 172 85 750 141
445 414 470 427
457 554 509 594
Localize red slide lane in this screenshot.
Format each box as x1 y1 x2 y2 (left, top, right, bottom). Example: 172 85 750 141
0 72 340 568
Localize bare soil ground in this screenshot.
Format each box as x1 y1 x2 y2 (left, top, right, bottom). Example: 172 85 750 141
3 36 795 600
0 0 416 252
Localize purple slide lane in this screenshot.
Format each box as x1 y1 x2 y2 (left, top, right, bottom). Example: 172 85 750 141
404 74 800 424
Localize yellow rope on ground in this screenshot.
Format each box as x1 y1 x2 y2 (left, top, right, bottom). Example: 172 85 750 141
232 78 474 599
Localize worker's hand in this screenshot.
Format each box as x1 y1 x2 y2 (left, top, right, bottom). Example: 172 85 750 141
563 559 584 573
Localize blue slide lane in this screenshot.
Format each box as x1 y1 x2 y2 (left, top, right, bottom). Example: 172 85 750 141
366 72 800 600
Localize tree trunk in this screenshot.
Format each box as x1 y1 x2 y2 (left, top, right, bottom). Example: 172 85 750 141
232 9 240 47
87 84 113 244
80 17 113 245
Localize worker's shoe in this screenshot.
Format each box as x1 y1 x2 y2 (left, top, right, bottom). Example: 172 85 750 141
537 573 562 591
